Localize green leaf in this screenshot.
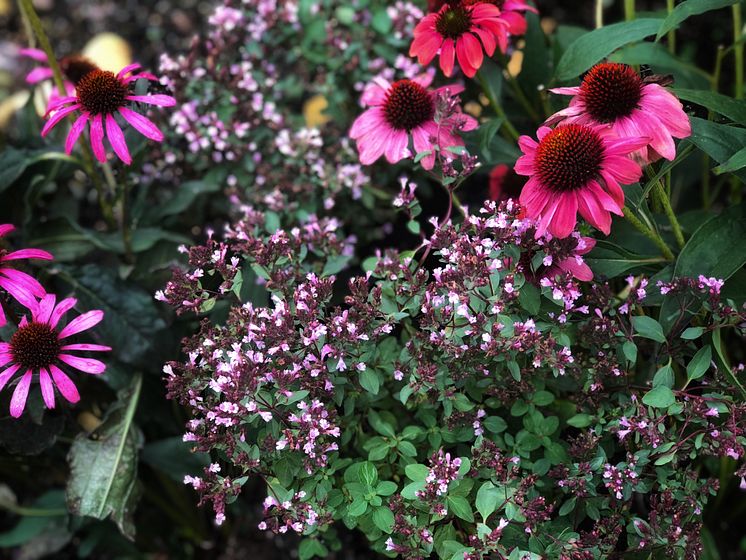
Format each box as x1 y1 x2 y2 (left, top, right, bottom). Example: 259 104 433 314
688 118 746 181
0 490 67 547
141 437 210 482
656 0 739 40
555 19 663 80
376 481 398 496
567 414 593 428
642 385 676 408
372 506 395 533
518 283 540 314
623 340 638 364
446 496 474 522
55 264 167 368
475 482 500 521
632 316 667 343
713 145 746 174
405 464 430 482
145 180 221 222
358 462 379 487
681 327 705 340
712 328 746 398
371 9 392 34
322 255 351 277
299 538 329 560
653 362 674 388
674 89 746 126
359 368 380 395
66 374 142 539
687 346 712 381
558 496 577 516
532 391 555 406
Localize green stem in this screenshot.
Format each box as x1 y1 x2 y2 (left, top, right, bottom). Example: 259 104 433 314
654 181 685 249
733 3 744 99
624 0 635 21
595 0 604 28
623 206 675 261
476 69 520 142
666 0 676 53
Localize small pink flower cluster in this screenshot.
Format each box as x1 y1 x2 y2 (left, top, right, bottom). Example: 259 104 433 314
415 450 462 515
0 225 108 417
258 491 325 535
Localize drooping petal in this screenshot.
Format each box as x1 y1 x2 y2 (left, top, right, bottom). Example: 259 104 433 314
125 94 177 107
49 365 80 403
89 113 107 163
26 67 54 84
409 32 442 66
384 130 410 164
44 96 78 116
440 39 456 77
117 63 142 79
1 248 53 261
65 113 91 155
9 370 33 418
549 192 579 238
58 354 106 374
105 114 132 165
577 186 612 234
39 368 56 409
118 107 164 141
19 48 49 62
0 274 43 307
41 104 81 137
350 107 386 139
0 268 46 296
35 293 57 324
0 224 15 238
58 309 104 339
0 364 21 392
457 33 484 75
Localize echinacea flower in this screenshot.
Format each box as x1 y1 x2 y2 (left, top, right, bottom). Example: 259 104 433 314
410 1 509 77
0 224 53 327
429 0 538 35
546 62 691 163
41 63 175 165
349 74 477 169
0 293 110 418
547 235 596 282
514 124 647 238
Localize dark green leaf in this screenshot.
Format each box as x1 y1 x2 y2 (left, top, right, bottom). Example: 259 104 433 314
642 385 676 408
446 495 474 522
555 19 662 80
632 316 667 343
372 506 395 533
713 145 746 174
686 345 712 381
674 89 746 125
656 0 739 40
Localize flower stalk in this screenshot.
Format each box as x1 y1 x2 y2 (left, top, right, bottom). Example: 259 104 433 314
622 206 675 261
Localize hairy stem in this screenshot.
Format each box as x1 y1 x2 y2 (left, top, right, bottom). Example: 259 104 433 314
622 206 675 261
476 69 520 141
734 4 744 99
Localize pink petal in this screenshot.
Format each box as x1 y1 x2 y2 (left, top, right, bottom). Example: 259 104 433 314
44 96 78 116
60 343 112 352
0 353 12 368
0 224 15 238
105 114 132 165
0 364 21 392
33 293 56 324
0 304 5 328
39 368 56 409
578 187 611 234
410 32 442 65
0 271 44 303
384 130 410 164
90 114 107 163
50 297 77 329
9 370 32 418
411 126 435 170
123 72 158 84
125 94 177 107
26 67 54 84
19 48 48 62
455 37 478 78
117 63 141 79
2 248 53 261
588 180 623 215
49 365 80 403
58 310 104 339
440 39 456 77
458 33 484 74
41 104 81 137
350 107 386 139
58 354 106 375
65 113 91 155
472 27 497 56
360 83 389 107
118 107 164 141
549 191 579 238
549 87 582 96
535 196 562 238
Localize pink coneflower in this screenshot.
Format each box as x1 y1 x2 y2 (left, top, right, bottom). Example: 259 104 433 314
0 224 53 327
0 294 109 418
461 0 538 35
349 74 477 170
548 235 596 282
546 62 691 163
41 63 175 165
410 1 509 77
514 124 647 238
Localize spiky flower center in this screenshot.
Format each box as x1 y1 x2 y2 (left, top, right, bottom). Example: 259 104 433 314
60 56 99 86
76 70 127 115
463 0 505 7
10 322 61 370
535 125 604 192
581 63 643 123
383 80 434 131
435 5 473 38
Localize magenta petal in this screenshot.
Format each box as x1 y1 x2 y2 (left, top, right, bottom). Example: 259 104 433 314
105 114 132 165
0 363 21 392
0 275 41 309
125 94 176 107
10 370 33 418
41 104 81 137
0 224 15 238
66 113 91 155
90 114 107 162
2 248 53 261
34 293 57 324
117 63 141 79
0 304 5 328
440 39 456 77
118 107 164 141
50 297 77 329
44 96 78 116
58 354 106 374
26 67 54 84
549 192 579 238
0 268 46 297
39 368 56 409
61 343 112 352
0 353 12 368
19 48 48 62
59 309 104 339
49 365 80 403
